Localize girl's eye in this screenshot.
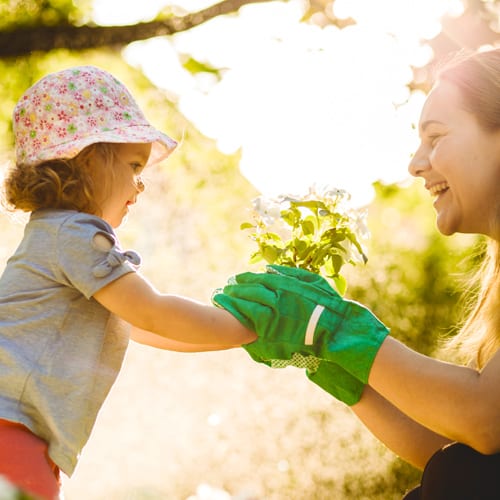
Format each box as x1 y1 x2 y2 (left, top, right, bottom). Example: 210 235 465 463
135 176 145 191
131 163 143 173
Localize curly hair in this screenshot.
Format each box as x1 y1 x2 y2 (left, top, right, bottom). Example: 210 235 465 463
2 143 116 216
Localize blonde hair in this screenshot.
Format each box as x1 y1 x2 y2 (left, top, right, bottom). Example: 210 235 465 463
436 49 500 368
448 239 500 368
3 143 118 218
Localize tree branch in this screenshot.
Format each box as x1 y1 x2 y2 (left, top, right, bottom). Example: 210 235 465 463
0 0 274 58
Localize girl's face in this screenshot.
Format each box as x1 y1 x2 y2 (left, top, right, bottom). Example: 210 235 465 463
408 80 500 238
99 142 152 228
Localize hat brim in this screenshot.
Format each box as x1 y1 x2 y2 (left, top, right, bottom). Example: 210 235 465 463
29 124 177 167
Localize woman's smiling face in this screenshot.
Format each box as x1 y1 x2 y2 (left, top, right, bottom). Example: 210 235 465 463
408 79 500 238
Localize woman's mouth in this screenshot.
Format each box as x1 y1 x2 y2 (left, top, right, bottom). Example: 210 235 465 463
429 182 449 198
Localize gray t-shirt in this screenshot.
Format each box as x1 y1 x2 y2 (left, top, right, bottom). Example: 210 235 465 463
0 209 141 475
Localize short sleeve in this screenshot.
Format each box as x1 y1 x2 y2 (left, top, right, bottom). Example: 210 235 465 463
54 213 141 299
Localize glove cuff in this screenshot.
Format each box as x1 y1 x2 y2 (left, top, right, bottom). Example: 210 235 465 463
306 361 365 406
312 304 390 384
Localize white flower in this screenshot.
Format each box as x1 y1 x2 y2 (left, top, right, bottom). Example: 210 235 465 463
251 196 282 225
310 184 349 200
349 208 370 240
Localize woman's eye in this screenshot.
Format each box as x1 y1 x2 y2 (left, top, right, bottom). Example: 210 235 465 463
428 134 441 146
131 163 143 173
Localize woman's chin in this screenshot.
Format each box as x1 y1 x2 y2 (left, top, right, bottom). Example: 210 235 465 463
435 214 457 236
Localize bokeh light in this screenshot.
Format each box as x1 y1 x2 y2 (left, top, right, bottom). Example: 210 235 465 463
117 0 464 206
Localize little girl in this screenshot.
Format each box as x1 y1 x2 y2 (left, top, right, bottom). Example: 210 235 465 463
0 66 256 499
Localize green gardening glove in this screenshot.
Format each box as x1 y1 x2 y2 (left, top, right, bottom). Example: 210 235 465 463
212 264 389 384
267 353 365 406
213 265 366 405
213 269 326 366
307 361 365 406
214 264 345 366
260 266 365 405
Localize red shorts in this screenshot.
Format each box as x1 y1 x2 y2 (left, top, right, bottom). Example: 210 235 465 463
0 419 61 499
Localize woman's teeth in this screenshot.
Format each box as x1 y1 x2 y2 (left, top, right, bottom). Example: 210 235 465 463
429 182 449 197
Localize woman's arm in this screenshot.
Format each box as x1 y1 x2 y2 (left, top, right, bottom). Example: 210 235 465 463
352 385 451 469
93 272 257 349
368 337 500 455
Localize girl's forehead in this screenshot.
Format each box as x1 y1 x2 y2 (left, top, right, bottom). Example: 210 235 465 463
114 143 152 161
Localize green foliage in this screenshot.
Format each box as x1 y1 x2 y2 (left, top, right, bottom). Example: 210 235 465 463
242 187 368 296
0 58 39 153
0 0 88 29
181 55 224 81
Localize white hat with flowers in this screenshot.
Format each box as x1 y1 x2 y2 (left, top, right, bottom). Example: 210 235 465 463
13 65 177 167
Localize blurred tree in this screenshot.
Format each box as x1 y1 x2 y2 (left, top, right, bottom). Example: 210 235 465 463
0 0 88 29
302 0 500 91
0 0 272 57
0 0 269 156
412 0 500 92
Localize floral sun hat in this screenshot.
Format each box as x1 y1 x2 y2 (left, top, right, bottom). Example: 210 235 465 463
13 65 178 167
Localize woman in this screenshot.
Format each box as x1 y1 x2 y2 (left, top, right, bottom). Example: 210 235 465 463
213 48 500 498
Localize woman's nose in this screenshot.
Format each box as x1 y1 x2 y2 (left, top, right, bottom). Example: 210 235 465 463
408 145 430 177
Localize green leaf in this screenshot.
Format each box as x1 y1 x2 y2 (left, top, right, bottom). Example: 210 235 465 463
249 252 264 264
281 207 301 227
182 57 222 78
291 200 327 211
333 274 347 296
292 238 309 258
321 228 344 243
328 254 344 274
240 222 254 230
347 232 368 263
262 245 279 263
301 219 315 236
311 247 329 267
262 232 283 243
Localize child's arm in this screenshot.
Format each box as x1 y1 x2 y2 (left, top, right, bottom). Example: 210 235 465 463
130 326 235 352
93 271 257 349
